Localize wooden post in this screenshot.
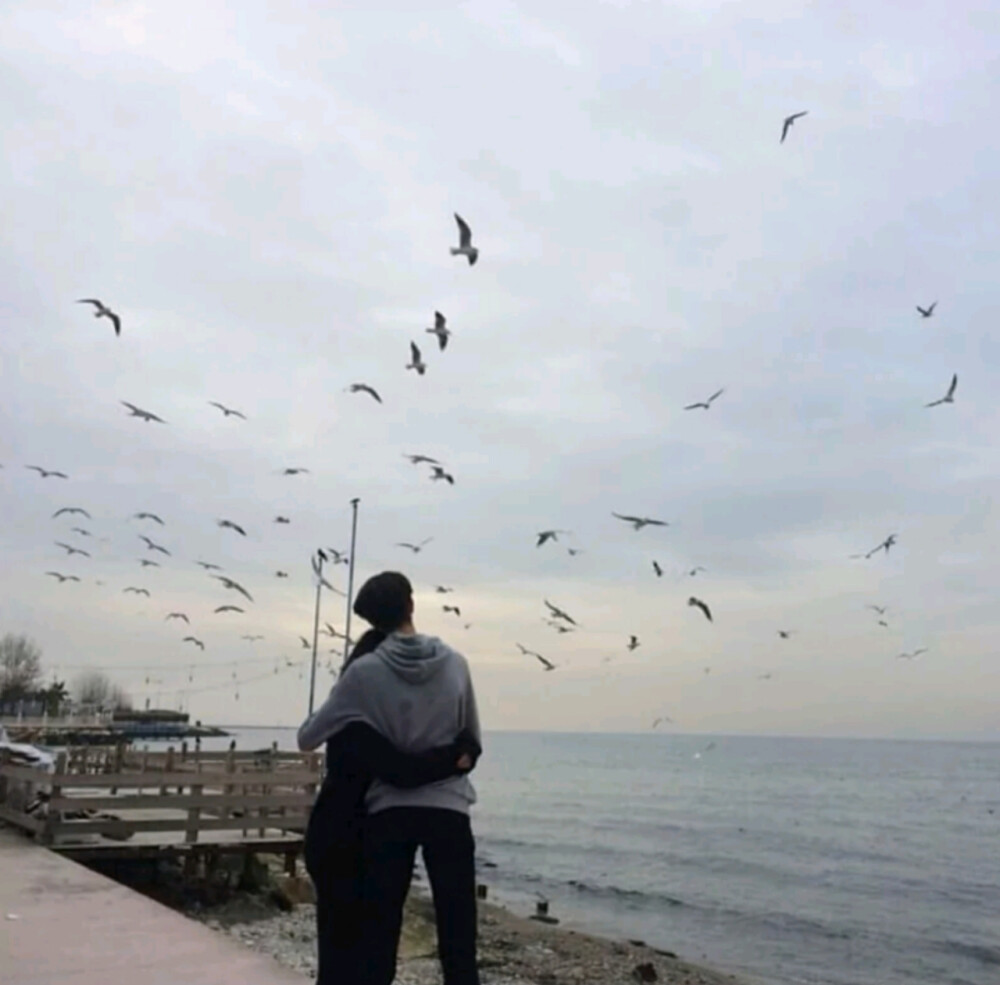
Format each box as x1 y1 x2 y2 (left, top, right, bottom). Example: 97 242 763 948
41 752 67 846
223 746 236 822
109 743 125 796
186 783 202 845
161 747 175 796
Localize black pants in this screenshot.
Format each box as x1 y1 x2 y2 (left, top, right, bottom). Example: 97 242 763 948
361 807 479 985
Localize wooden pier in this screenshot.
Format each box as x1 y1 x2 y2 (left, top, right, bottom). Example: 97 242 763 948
0 743 322 870
0 825 307 984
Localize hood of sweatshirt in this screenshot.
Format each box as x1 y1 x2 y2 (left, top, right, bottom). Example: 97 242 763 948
375 632 453 684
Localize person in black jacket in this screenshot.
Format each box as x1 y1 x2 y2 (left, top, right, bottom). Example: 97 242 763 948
304 628 480 985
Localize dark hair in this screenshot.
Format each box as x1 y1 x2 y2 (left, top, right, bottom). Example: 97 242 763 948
353 571 413 632
343 628 386 671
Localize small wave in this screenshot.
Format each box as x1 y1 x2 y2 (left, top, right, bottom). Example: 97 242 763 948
933 939 1000 967
564 877 685 909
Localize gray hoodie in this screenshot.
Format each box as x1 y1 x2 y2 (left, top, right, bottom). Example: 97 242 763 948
297 632 481 814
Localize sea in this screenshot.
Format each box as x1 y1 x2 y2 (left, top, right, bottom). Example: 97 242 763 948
188 728 1000 985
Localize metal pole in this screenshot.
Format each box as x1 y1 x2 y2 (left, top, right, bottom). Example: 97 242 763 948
342 498 361 666
307 550 324 717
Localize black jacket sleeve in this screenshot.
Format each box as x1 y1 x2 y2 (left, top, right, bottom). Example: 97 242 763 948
339 721 480 789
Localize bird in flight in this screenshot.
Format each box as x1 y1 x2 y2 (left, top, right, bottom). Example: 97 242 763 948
77 298 121 336
406 341 427 375
567 548 584 557
688 596 713 622
241 635 264 642
897 648 928 660
214 605 244 614
27 466 68 479
651 716 673 729
536 530 569 547
208 401 247 419
347 383 382 403
867 605 888 615
430 465 455 485
55 542 90 557
121 401 166 423
123 587 150 597
139 534 171 555
196 561 222 571
878 620 890 629
612 513 668 531
324 549 350 565
451 213 478 265
426 311 451 351
916 302 937 318
544 599 577 626
274 516 290 524
652 561 663 577
864 534 897 559
139 559 160 568
45 572 80 583
217 519 247 536
182 636 205 650
299 636 310 649
165 612 189 623
70 527 91 537
684 388 725 411
134 512 164 525
518 644 555 672
396 538 433 554
757 673 774 681
281 467 309 476
687 566 706 577
777 630 793 639
627 635 640 651
925 373 957 408
435 586 453 593
780 110 808 143
213 575 254 603
404 454 440 466
545 620 575 634
52 507 90 518
276 571 288 578
443 605 461 616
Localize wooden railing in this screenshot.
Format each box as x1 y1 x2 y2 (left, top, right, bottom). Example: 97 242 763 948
0 745 322 848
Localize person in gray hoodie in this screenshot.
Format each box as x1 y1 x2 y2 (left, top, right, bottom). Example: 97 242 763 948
298 570 482 985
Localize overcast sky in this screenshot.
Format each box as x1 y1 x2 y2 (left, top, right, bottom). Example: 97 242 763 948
2 1 999 739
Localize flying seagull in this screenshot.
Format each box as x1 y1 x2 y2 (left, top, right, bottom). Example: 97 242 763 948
545 620 575 634
396 538 433 554
651 716 673 729
406 341 426 375
348 383 382 403
544 599 577 626
405 454 440 466
165 612 189 623
213 575 254 603
123 587 150 596
780 110 808 143
897 648 928 661
517 644 555 672
214 605 244 614
867 605 888 615
134 512 165 525
196 561 222 571
567 548 584 557
139 534 171 555
687 566 706 577
435 586 453 593
451 213 478 265
536 530 569 547
121 401 166 423
878 620 890 628
757 673 774 681
276 571 288 578
864 534 897 559
208 401 247 419
182 636 205 650
652 561 663 577
925 374 957 408
52 507 90 519
217 519 247 536
70 527 91 537
688 596 713 622
45 572 80 583
430 465 455 485
77 298 121 336
916 302 937 318
777 630 793 639
612 513 668 531
443 605 461 616
139 559 160 568
55 542 90 557
324 549 350 565
299 636 310 649
281 467 309 476
684 388 725 411
627 635 640 651
426 311 450 351
274 516 290 524
27 466 68 479
242 635 264 642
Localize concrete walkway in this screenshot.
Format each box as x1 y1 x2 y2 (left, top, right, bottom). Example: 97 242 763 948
0 826 306 984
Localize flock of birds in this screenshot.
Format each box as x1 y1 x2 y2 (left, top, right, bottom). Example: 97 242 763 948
5 108 959 728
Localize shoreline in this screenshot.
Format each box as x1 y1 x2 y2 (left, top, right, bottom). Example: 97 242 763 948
195 886 752 985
